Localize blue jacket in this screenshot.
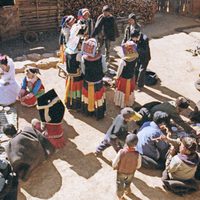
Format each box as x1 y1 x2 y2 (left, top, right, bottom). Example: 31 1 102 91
136 121 169 161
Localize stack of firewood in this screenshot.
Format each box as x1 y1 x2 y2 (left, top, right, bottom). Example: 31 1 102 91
63 0 157 24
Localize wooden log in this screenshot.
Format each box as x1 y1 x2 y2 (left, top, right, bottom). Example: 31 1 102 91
18 5 58 11
20 16 58 22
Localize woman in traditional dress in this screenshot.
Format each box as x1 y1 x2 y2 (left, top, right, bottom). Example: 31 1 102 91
59 15 76 63
18 67 45 107
80 38 107 119
0 55 20 106
114 41 138 108
64 16 87 110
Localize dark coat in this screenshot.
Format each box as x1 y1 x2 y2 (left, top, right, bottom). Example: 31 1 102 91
92 14 119 41
122 23 141 44
6 126 55 181
135 34 151 65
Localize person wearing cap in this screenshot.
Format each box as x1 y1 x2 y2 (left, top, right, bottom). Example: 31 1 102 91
59 15 76 63
92 5 119 62
114 41 139 108
18 67 45 107
77 8 94 39
150 97 197 135
78 38 107 119
112 133 141 200
122 13 141 44
136 111 170 169
95 107 142 156
161 135 199 181
0 55 20 106
131 30 151 91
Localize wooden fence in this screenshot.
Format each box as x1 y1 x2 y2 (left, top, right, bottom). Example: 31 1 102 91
17 0 64 32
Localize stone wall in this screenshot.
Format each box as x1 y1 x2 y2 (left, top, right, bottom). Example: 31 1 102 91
0 4 21 41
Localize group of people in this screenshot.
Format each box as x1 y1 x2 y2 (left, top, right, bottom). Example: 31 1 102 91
0 4 200 200
63 0 157 24
94 98 200 199
0 55 44 107
60 5 151 119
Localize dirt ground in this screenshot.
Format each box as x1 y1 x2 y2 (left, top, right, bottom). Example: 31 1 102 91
1 13 200 200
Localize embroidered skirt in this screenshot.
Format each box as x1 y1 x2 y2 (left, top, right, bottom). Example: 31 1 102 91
114 77 135 108
82 80 106 119
64 75 83 110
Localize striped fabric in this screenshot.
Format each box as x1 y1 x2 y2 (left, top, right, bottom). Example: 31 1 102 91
81 80 106 119
64 75 83 110
114 77 135 108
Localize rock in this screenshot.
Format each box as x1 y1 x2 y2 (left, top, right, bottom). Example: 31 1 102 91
14 60 36 74
42 53 56 59
14 55 27 61
36 57 60 69
27 53 41 61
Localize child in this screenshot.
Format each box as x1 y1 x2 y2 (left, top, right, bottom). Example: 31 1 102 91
95 107 142 156
114 41 138 108
112 134 141 200
18 67 45 107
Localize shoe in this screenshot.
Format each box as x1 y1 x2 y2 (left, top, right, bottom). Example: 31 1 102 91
94 151 103 157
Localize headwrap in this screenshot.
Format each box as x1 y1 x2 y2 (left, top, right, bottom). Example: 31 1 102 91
78 8 90 20
26 66 41 75
81 38 98 57
122 41 138 61
82 8 90 16
128 13 136 20
63 15 76 27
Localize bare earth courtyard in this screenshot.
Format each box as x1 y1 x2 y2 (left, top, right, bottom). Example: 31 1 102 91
1 13 200 200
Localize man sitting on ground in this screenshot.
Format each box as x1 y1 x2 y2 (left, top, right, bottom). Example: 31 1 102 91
161 133 200 195
136 111 170 169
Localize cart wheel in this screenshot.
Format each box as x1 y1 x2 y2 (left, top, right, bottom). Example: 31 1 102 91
24 31 38 44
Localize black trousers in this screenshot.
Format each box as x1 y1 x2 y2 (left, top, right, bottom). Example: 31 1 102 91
135 61 149 88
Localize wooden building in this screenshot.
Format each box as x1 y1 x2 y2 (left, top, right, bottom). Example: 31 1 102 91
0 0 200 42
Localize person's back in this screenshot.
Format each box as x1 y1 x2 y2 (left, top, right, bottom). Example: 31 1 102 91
136 121 167 161
150 101 176 116
150 98 195 135
112 134 141 199
117 147 139 174
136 33 151 64
102 15 116 41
